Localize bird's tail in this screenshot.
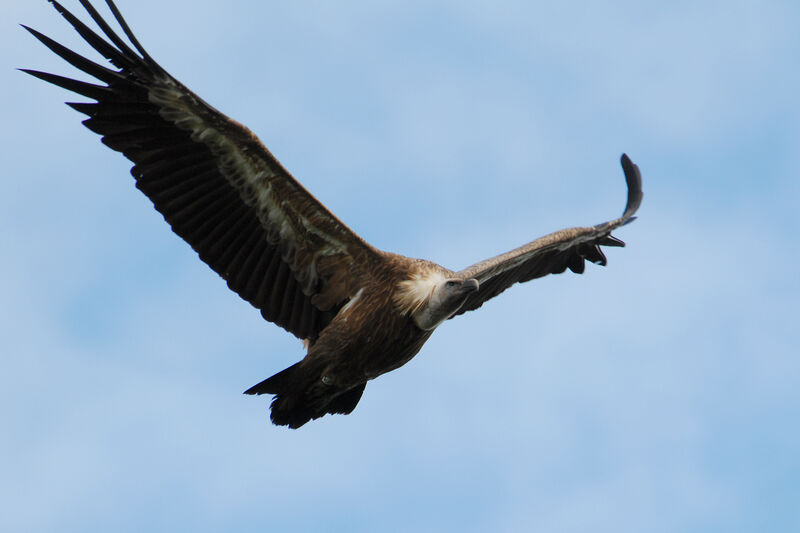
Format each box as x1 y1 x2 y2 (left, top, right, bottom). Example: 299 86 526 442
244 362 366 429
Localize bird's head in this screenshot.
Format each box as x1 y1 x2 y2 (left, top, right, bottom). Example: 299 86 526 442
395 273 480 330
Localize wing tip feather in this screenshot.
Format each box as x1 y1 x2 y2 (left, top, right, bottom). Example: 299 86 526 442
620 153 643 219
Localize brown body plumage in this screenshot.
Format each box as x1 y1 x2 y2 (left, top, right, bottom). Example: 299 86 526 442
24 0 643 428
247 256 443 428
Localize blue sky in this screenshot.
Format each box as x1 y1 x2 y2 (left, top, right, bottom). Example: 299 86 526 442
2 1 798 531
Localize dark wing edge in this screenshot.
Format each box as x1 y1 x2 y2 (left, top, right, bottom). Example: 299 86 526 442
451 153 643 317
22 0 382 342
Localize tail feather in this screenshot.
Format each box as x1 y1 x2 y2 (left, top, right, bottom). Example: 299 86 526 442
269 394 317 429
244 362 367 428
327 383 366 415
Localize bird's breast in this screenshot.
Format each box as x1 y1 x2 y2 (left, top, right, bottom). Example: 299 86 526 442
313 288 432 382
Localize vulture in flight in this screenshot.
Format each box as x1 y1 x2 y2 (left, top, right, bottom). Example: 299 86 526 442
24 0 643 428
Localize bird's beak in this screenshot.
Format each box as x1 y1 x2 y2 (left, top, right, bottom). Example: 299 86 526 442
462 278 479 293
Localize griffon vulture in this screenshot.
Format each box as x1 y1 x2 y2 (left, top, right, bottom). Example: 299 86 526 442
23 0 643 428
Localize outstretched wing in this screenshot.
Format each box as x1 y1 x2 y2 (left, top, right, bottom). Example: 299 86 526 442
23 0 382 342
452 154 642 317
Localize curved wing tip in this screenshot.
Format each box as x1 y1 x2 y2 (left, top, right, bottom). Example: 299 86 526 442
619 153 643 219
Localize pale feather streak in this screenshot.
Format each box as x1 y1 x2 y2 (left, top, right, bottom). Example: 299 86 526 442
148 83 350 296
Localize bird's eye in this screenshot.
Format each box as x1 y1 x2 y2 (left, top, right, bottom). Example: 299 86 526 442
445 280 458 288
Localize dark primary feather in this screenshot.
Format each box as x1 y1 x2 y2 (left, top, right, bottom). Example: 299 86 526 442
24 0 378 342
452 154 642 317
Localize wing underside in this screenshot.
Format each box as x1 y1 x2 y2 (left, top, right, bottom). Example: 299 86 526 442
24 0 381 341
452 154 642 317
